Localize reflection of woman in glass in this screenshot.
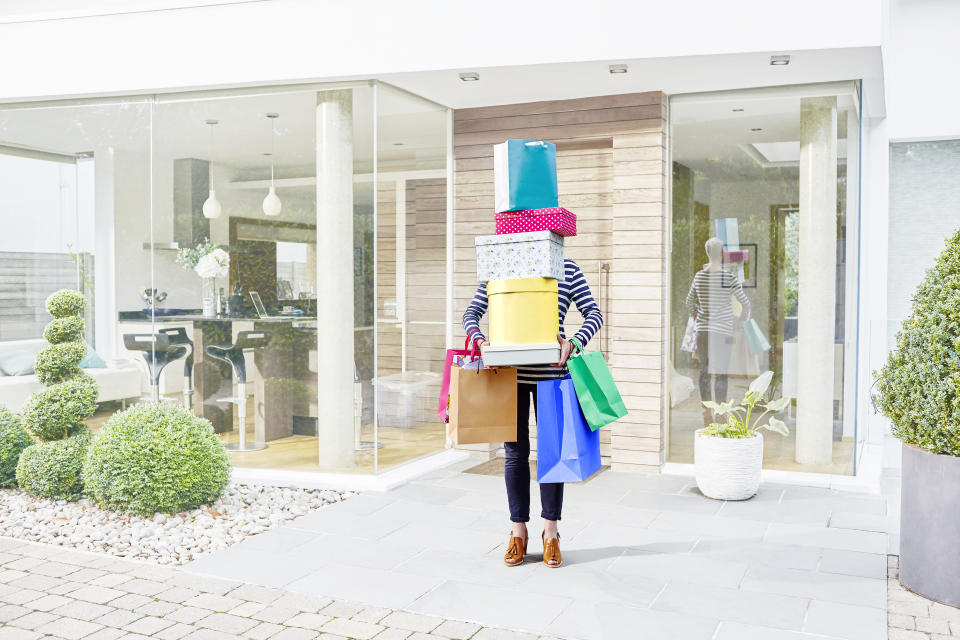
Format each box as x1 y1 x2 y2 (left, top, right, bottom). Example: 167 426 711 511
686 237 751 424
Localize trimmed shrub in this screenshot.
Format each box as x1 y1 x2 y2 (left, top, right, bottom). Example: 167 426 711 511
16 427 91 500
83 403 230 515
46 289 86 318
877 229 960 457
0 408 32 488
21 375 99 441
34 340 87 385
43 316 85 344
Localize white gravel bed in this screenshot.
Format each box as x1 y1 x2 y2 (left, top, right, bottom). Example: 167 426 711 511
0 483 355 565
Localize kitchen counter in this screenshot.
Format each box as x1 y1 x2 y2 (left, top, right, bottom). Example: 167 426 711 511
119 311 316 327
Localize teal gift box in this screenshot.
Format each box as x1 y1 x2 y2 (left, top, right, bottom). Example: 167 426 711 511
494 139 559 213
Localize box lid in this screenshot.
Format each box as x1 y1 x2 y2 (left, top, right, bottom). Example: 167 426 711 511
487 277 559 295
474 230 564 247
496 207 574 218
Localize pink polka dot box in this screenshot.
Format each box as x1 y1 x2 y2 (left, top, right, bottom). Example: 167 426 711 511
494 207 577 237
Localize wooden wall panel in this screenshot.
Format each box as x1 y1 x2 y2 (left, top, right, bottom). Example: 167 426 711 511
453 92 667 472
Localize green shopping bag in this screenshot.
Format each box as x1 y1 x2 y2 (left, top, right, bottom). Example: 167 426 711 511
743 318 771 355
567 337 628 430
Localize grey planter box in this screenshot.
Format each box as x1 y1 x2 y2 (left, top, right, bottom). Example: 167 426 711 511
900 442 960 607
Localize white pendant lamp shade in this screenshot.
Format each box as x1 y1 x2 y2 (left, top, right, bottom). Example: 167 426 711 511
203 119 221 218
262 185 282 217
263 112 282 217
202 190 222 219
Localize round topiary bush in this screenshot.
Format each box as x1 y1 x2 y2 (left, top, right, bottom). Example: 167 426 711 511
34 340 87 385
46 289 86 319
0 408 32 488
43 316 85 344
83 403 230 515
16 427 91 500
877 229 960 457
21 375 99 441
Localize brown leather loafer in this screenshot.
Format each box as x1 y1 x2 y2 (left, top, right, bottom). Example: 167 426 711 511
542 531 562 568
504 533 528 566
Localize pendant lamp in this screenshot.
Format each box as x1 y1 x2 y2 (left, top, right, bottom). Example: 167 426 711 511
262 113 282 217
202 119 222 219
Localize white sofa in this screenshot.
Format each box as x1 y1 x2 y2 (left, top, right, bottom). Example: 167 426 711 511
0 339 141 413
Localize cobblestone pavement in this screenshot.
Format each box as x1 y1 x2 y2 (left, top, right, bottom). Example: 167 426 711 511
887 556 960 640
0 537 559 640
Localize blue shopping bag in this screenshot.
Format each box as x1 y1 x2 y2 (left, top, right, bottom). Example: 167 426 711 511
536 376 602 483
743 318 771 355
494 139 559 213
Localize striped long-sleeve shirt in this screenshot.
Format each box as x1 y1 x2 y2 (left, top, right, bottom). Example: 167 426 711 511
685 267 751 336
463 259 603 385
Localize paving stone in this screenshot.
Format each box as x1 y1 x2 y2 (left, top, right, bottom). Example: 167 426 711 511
89 574 134 589
165 606 215 624
251 605 301 624
107 593 154 610
407 634 449 640
196 612 259 634
67 568 109 583
889 629 930 640
10 573 67 591
124 614 177 635
472 630 539 640
930 603 960 623
48 580 87 596
228 600 266 617
271 628 320 640
32 561 81 578
184 593 244 612
83 628 126 640
0 569 29 584
889 599 931 617
917 617 953 634
31 594 75 612
888 613 916 630
182 630 237 640
166 573 242 595
155 586 202 604
373 630 413 640
120 578 169 596
34 616 104 640
226 583 284 604
432 620 481 639
282 593 333 613
72 585 127 605
379 612 443 633
246 621 285 640
320 601 365 618
133 600 179 617
0 628 43 640
0 587 45 605
317 635 349 640
321 618 385 639
122 564 179 582
92 608 144 628
287 612 334 630
155 623 196 640
6 610 59 630
0 603 32 622
353 606 392 623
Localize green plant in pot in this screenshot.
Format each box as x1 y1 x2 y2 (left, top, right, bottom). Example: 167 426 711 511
695 370 791 500
16 289 98 500
875 229 960 607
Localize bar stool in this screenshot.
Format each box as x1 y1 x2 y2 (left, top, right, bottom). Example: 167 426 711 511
157 327 194 410
204 330 271 451
123 332 188 403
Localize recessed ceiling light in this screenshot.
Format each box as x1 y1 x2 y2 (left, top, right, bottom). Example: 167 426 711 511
732 108 744 112
459 72 479 82
609 64 628 74
770 55 790 66
751 128 763 132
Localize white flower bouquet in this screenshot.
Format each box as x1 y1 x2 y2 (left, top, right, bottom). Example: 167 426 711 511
194 248 229 279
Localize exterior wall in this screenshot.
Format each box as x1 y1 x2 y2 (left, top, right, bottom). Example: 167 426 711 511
452 92 667 473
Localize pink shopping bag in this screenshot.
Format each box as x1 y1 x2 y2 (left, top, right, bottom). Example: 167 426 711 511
438 337 481 422
495 207 577 237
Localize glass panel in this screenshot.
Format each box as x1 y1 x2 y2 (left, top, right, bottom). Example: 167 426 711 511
0 99 152 428
668 84 860 474
373 83 449 472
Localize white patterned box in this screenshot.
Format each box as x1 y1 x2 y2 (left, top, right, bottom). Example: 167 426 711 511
475 230 564 283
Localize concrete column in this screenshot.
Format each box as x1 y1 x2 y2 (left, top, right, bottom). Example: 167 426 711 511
315 89 356 469
796 97 838 466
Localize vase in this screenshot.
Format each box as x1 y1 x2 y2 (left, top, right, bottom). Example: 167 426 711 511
694 429 763 500
201 277 217 317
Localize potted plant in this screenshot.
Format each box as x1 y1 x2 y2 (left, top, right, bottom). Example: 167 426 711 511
695 371 790 500
876 230 960 607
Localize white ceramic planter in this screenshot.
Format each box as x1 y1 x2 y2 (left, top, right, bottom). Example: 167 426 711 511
694 429 763 500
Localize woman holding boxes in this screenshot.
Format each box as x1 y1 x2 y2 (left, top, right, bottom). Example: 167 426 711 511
462 259 602 567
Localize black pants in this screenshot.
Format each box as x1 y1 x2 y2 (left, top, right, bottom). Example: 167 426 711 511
504 383 563 523
697 331 734 403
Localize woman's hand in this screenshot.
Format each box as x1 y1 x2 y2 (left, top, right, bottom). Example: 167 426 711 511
554 333 573 367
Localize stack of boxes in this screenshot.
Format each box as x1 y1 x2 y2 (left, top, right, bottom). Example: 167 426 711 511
475 139 578 367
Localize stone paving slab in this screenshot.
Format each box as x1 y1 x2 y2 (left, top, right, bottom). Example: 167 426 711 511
0 537 560 640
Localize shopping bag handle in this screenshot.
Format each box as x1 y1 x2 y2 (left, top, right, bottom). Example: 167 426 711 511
569 336 584 356
464 336 482 356
524 140 548 148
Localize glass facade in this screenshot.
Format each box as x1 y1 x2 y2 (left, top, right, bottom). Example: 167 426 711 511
668 82 861 474
0 82 451 475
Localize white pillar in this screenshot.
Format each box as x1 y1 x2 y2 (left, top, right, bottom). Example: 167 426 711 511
316 89 356 469
796 97 838 466
93 146 118 360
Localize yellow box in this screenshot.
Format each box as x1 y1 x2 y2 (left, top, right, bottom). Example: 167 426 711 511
487 278 559 345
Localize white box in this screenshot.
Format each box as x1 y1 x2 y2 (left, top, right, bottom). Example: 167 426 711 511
475 230 565 283
481 343 562 367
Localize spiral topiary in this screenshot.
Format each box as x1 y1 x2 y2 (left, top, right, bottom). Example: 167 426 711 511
877 229 960 456
16 427 91 500
83 403 230 515
17 289 99 501
0 408 32 488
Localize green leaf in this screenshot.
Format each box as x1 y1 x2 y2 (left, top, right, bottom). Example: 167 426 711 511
701 400 722 411
764 396 792 413
763 417 790 437
748 371 774 397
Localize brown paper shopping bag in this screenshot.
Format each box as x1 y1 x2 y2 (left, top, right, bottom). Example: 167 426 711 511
448 366 518 445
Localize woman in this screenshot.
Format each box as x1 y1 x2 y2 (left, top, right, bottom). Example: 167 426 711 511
685 237 751 424
463 258 602 568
